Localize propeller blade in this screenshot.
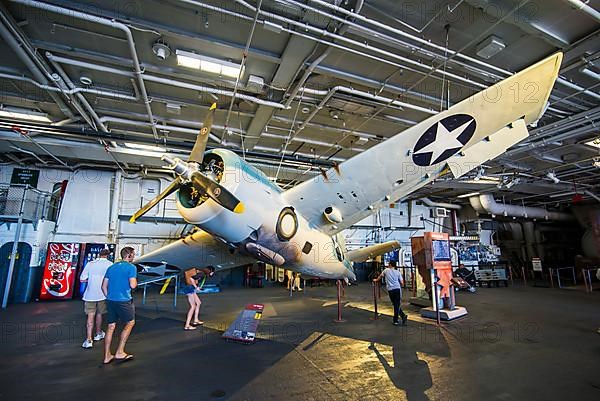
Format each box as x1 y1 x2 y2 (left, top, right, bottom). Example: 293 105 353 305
190 172 244 214
188 103 217 165
129 177 182 223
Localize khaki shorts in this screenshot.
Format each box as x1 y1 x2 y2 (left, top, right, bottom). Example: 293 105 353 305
84 300 107 315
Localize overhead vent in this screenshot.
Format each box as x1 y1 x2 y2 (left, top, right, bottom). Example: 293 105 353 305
327 99 376 115
476 35 505 59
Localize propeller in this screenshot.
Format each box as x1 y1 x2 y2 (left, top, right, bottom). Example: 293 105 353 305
129 177 182 224
129 103 244 223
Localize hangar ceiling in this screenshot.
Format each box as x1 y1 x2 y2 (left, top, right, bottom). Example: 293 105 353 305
0 0 599 207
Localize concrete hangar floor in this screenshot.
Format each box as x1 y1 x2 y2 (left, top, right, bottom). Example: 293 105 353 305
0 284 598 401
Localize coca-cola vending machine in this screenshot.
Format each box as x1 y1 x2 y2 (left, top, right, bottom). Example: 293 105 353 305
73 243 116 298
39 242 81 300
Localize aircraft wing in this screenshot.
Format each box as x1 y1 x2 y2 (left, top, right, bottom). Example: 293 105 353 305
284 53 562 234
346 240 401 263
135 230 253 271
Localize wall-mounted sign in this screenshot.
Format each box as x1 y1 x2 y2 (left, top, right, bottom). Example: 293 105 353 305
10 168 40 187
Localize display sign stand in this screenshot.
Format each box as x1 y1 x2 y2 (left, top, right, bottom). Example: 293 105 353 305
412 233 468 322
531 258 549 288
222 304 264 344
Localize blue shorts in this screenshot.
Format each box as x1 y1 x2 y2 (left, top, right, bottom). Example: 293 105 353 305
182 285 196 295
106 300 135 324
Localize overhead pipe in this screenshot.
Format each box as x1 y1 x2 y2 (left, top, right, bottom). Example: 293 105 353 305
45 54 288 109
421 197 462 210
584 191 600 203
8 145 47 164
14 0 160 140
99 116 223 143
166 0 586 117
30 0 571 120
303 0 512 77
11 128 71 169
283 0 365 108
564 0 600 23
233 0 489 90
507 122 600 157
45 55 126 173
472 194 573 221
291 85 436 143
183 0 510 81
556 77 600 101
304 0 598 101
0 73 138 101
300 87 437 115
47 54 110 133
223 0 264 139
0 8 76 119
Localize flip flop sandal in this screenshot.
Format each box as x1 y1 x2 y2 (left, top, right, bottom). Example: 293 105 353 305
184 326 197 330
115 354 134 363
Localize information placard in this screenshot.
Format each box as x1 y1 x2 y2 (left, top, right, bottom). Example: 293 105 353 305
10 168 39 187
222 304 264 344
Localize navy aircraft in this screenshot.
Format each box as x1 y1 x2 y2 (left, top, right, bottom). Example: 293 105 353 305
133 53 563 281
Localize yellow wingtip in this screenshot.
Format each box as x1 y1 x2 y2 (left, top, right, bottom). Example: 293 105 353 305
129 216 136 224
210 103 217 110
233 202 245 214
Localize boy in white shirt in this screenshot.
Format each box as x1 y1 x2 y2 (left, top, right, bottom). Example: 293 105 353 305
80 248 113 348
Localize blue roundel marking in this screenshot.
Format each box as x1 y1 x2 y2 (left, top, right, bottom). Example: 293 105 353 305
412 114 476 167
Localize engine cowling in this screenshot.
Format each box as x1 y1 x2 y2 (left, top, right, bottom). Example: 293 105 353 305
176 149 284 244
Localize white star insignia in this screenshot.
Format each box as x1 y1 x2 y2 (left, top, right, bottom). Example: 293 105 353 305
415 119 473 164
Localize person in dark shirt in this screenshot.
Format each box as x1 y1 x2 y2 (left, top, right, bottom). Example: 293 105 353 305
182 266 215 330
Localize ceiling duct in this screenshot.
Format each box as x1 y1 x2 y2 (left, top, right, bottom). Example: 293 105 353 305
470 194 573 221
421 197 462 210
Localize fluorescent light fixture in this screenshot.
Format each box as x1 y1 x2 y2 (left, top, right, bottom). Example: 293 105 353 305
124 142 166 152
585 138 600 149
110 146 164 158
0 107 51 123
457 192 480 198
176 50 244 78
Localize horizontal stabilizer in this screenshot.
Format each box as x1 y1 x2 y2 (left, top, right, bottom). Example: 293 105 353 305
448 118 529 179
346 240 400 263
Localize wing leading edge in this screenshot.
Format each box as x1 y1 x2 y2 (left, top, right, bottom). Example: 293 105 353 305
285 53 563 234
135 230 253 271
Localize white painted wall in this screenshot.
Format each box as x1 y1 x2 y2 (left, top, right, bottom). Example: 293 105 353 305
0 164 189 265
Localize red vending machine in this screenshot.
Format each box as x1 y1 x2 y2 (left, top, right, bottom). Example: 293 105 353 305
39 242 81 300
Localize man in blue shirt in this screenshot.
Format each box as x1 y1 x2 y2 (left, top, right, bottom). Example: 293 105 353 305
101 246 137 364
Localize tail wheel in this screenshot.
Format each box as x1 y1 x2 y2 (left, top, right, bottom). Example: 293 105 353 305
276 207 298 241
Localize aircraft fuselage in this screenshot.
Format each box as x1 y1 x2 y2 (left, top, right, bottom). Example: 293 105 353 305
176 149 356 280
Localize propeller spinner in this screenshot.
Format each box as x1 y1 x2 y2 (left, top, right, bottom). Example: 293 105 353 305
129 103 244 224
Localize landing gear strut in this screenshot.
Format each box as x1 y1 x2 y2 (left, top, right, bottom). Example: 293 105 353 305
334 279 345 323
